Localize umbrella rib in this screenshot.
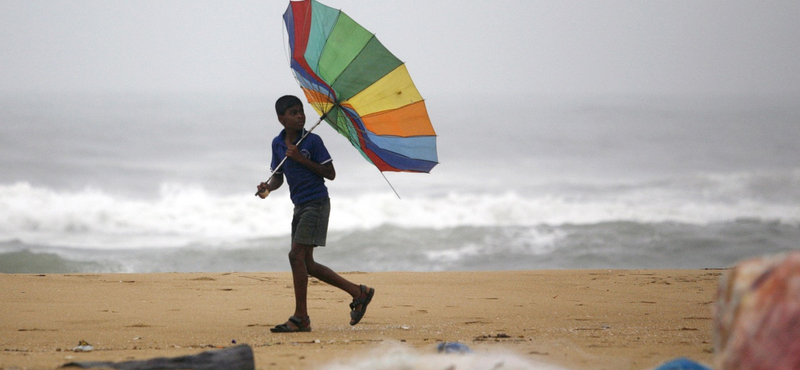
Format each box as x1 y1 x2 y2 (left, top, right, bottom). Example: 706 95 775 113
379 171 401 199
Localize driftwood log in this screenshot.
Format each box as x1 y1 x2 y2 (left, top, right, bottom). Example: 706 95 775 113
62 343 254 370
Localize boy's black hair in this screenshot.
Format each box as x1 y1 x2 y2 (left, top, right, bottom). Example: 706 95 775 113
275 95 303 116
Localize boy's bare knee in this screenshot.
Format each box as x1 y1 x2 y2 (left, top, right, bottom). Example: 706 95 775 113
288 250 304 266
306 262 320 277
289 244 313 266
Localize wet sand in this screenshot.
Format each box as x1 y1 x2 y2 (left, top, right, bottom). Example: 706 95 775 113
0 270 721 370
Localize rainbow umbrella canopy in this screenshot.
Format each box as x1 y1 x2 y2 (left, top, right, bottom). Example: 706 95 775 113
282 0 438 173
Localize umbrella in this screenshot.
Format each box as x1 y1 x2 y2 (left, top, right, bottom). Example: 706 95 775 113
281 0 438 175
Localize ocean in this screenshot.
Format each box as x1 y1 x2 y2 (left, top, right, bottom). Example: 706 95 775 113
1 92 798 273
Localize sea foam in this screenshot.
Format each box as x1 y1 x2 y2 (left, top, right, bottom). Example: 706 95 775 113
320 343 568 370
2 170 798 250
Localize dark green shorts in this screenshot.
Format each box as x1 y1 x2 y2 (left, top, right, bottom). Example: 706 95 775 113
291 198 330 246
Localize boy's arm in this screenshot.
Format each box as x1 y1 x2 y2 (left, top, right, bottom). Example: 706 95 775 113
258 173 284 194
286 144 336 180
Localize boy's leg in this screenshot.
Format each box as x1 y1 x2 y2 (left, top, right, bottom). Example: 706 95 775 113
304 246 360 298
304 247 374 325
288 242 312 321
271 243 313 332
284 199 373 326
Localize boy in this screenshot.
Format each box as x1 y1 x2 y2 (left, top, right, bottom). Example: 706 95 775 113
257 95 374 332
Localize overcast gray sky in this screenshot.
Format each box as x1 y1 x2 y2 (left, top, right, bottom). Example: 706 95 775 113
1 0 799 98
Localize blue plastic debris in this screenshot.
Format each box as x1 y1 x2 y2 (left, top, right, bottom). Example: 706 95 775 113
436 342 472 354
653 357 711 370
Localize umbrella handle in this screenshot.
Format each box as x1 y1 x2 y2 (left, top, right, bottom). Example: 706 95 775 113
254 114 328 197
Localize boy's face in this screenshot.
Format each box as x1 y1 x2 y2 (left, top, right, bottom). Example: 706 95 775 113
278 104 306 131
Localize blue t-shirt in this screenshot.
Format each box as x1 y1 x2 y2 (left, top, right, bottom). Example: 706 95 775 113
271 129 332 205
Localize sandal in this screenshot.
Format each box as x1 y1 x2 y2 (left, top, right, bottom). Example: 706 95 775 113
349 285 375 326
270 316 311 333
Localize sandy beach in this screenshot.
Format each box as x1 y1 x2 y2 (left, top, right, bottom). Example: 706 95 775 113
0 270 721 370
